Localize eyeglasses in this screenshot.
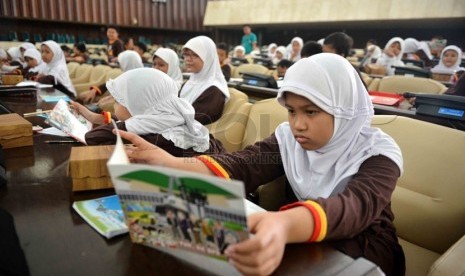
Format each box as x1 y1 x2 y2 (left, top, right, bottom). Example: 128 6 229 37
182 51 200 60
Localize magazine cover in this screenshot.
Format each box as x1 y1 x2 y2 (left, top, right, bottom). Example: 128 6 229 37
107 125 250 274
46 99 92 144
72 194 128 239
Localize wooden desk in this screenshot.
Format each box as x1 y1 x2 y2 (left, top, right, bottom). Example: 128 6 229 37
0 91 381 275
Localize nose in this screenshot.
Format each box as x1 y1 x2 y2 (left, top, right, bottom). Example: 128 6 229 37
292 114 307 131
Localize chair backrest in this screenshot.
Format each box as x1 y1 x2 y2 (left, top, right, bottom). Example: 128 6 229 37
377 76 447 94
371 115 465 254
88 65 111 82
67 62 80 79
71 64 93 84
206 88 252 152
105 68 123 81
241 98 287 149
232 64 272 78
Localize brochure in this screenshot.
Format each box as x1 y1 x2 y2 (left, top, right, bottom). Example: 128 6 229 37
46 99 92 144
106 125 253 275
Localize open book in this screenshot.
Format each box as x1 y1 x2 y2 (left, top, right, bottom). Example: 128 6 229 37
106 125 259 275
46 99 92 144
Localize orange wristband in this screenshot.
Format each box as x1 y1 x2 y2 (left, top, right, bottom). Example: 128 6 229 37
91 86 102 95
280 200 327 242
195 155 230 179
102 111 112 124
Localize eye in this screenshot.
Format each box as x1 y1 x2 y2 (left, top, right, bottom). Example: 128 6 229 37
287 108 295 115
306 109 318 116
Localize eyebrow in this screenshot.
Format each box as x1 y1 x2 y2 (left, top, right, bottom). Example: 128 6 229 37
284 102 319 109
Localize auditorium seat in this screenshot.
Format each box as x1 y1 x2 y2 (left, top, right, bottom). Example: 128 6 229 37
206 88 252 152
70 64 93 85
73 65 112 95
371 115 465 276
232 64 273 78
376 75 447 94
66 62 80 79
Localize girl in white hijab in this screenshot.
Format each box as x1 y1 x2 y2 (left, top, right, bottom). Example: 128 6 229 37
78 50 143 103
233 45 246 59
360 44 382 67
432 45 465 74
39 40 76 96
115 53 405 276
118 50 143 71
152 48 183 90
180 36 229 125
77 68 225 155
403 38 433 61
267 43 277 58
23 48 47 77
7 47 22 65
273 45 287 65
19 42 36 67
376 37 405 75
286 37 304 62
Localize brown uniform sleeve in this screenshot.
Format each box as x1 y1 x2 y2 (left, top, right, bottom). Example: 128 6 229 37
37 75 55 85
315 155 400 240
221 64 231 81
192 86 226 125
209 134 284 194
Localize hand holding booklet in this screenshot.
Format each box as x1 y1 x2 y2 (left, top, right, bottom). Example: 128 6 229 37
103 124 262 274
45 99 92 144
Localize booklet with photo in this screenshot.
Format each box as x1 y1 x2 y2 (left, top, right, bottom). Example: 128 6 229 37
46 99 92 144
72 194 128 239
107 124 254 275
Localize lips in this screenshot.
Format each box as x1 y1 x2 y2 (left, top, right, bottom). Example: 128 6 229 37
294 135 309 144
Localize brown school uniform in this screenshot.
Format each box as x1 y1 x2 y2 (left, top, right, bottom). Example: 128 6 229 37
37 75 76 99
84 121 226 157
207 133 405 276
107 40 124 61
188 86 226 125
221 64 231 81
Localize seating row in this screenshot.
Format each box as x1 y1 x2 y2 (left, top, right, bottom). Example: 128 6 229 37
208 88 465 276
67 62 122 94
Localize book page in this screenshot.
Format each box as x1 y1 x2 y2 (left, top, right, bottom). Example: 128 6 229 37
107 127 248 274
46 99 92 144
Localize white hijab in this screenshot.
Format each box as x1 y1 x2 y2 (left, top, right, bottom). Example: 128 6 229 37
19 42 36 68
233 45 246 58
179 36 229 104
361 45 382 67
41 40 76 96
376 37 405 75
153 48 183 90
7 47 22 63
275 53 403 200
106 68 210 152
404 38 433 60
432 45 465 74
267 43 277 58
24 48 47 74
287 37 304 62
118 50 143 72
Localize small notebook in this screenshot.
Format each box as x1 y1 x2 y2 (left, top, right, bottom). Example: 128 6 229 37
73 195 128 239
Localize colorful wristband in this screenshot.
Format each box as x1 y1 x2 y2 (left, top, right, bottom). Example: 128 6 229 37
279 200 327 242
102 111 112 124
195 155 230 179
91 86 102 95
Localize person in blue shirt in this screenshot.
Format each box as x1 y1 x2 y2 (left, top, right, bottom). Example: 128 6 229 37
241 25 257 55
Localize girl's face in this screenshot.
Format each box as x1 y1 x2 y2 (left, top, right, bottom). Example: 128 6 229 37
235 49 245 58
284 92 334 150
443 50 459 68
182 49 204 73
388 42 401 57
41 45 54 63
114 102 131 121
25 57 38 68
152 56 169 74
292 41 301 53
276 51 283 59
